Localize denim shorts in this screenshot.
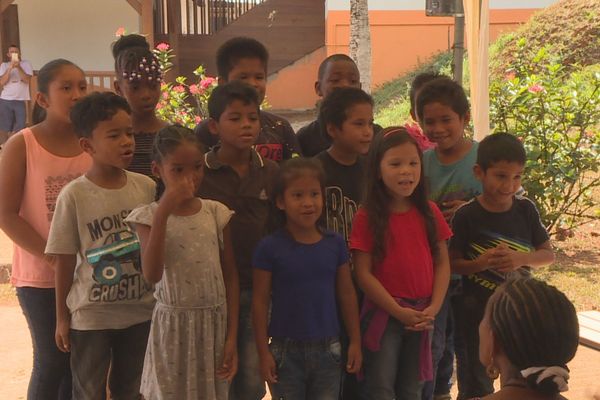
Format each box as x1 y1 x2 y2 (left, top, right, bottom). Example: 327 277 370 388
270 337 343 400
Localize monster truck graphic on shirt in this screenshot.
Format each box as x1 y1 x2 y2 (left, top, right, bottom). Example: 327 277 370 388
85 230 141 285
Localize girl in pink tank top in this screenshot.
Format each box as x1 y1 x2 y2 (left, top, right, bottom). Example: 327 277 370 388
0 59 91 400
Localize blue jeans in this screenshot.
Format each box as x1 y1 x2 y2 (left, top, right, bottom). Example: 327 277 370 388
16 287 72 400
270 337 342 400
421 280 460 400
69 320 150 400
230 289 266 400
454 290 494 400
361 317 423 400
0 98 26 134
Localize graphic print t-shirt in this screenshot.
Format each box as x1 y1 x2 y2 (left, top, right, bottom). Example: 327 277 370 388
46 171 156 330
449 196 549 297
315 151 366 243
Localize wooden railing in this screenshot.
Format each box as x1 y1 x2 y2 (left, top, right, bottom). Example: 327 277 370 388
155 0 266 35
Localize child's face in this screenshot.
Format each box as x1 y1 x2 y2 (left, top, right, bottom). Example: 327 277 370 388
82 109 135 169
39 65 87 124
316 60 361 97
474 161 524 210
210 100 260 151
226 57 267 103
379 142 421 202
420 101 469 152
115 78 161 116
153 142 205 194
328 102 374 156
277 174 323 230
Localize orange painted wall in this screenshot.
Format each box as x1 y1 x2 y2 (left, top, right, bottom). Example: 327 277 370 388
267 46 326 110
327 9 538 88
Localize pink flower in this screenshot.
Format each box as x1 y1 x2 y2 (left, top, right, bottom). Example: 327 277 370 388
195 116 202 124
189 84 202 95
504 71 516 81
156 42 170 51
173 85 185 93
162 92 169 100
115 27 126 37
155 102 163 110
528 84 544 93
200 77 216 90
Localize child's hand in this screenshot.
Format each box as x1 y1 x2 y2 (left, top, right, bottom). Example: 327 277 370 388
395 307 433 328
346 341 362 374
259 351 278 384
491 243 525 273
217 337 238 382
159 175 195 214
476 247 498 271
441 200 466 222
55 318 71 353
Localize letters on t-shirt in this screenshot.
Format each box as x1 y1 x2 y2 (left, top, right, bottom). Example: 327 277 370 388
84 209 151 303
325 186 358 242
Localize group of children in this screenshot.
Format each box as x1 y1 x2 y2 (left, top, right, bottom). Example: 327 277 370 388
0 33 579 400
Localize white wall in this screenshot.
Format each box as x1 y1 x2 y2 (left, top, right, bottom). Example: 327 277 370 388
15 0 139 71
326 0 559 11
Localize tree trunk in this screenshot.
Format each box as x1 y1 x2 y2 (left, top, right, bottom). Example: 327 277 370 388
349 0 372 93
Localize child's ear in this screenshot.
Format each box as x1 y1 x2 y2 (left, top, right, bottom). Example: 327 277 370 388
36 92 49 109
113 80 122 96
463 111 471 126
207 118 219 136
314 80 323 97
326 123 338 140
473 164 484 180
275 195 285 210
150 161 161 179
79 137 94 155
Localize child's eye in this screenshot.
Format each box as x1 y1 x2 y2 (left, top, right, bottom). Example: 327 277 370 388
410 161 419 166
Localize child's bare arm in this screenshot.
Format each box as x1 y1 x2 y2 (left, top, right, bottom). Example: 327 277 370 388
0 135 49 260
354 250 431 327
425 241 451 318
217 224 239 381
252 268 277 383
336 263 362 373
54 254 76 352
494 240 554 273
135 215 167 284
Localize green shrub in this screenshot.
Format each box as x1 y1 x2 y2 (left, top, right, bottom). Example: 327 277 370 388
489 43 600 233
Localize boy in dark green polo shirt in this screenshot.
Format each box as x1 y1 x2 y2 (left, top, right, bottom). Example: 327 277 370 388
198 81 278 400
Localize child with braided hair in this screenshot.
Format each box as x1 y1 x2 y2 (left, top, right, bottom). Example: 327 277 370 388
476 277 578 399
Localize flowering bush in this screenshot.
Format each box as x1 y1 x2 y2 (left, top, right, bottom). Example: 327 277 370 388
153 42 218 128
490 41 600 233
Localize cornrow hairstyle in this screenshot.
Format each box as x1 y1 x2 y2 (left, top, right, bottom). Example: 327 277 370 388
477 132 526 171
415 77 470 121
364 127 438 262
207 81 260 121
35 59 84 123
317 54 356 81
268 157 327 233
112 34 162 83
152 124 205 199
318 87 373 138
409 71 446 112
488 277 578 396
216 37 269 81
70 92 131 139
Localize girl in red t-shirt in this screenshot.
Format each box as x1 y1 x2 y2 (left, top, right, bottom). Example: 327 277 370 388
349 126 452 400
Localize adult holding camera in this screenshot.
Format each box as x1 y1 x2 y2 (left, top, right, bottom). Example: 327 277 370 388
0 45 33 145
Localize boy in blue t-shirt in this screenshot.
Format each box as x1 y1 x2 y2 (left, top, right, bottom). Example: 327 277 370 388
416 77 482 400
449 133 554 399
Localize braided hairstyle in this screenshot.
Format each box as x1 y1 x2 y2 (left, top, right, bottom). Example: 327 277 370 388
152 124 205 200
488 277 579 395
112 34 161 83
363 126 438 263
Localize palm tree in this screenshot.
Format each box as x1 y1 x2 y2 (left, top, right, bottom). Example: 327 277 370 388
349 0 372 93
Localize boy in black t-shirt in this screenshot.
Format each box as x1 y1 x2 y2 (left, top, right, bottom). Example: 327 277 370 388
195 37 301 162
315 87 374 244
298 54 381 157
449 133 554 400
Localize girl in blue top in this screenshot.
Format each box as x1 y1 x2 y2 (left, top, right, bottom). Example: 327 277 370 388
252 158 361 400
